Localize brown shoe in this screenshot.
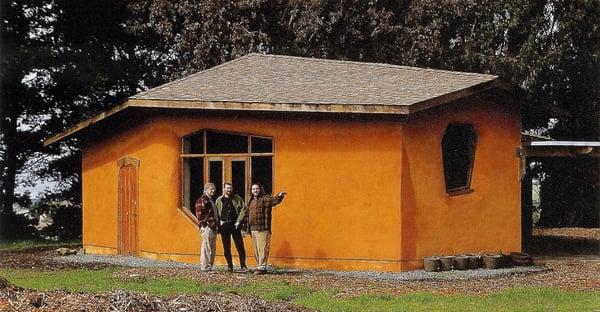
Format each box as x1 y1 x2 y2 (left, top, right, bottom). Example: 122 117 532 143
253 269 267 275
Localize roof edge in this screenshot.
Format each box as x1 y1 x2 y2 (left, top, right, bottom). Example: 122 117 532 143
43 99 413 146
407 78 502 114
43 101 130 146
127 98 411 114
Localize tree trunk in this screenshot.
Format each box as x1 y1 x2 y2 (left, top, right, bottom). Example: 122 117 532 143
0 110 18 216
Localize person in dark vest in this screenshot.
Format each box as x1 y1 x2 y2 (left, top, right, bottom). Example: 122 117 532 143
195 182 218 272
215 182 247 272
246 183 286 274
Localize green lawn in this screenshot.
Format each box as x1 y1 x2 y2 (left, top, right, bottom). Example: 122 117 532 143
0 239 81 251
1 268 599 311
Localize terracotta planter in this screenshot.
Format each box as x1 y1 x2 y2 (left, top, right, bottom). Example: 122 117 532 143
440 256 454 271
467 254 482 269
483 254 502 269
453 255 469 270
423 257 441 272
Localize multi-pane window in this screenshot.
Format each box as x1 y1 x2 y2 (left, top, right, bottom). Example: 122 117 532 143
181 130 274 214
441 123 477 194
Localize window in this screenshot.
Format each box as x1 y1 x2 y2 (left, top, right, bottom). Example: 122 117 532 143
441 123 477 195
181 130 274 214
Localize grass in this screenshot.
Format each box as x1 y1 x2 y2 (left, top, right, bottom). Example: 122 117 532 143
295 288 600 311
0 268 202 296
0 239 81 251
1 268 599 311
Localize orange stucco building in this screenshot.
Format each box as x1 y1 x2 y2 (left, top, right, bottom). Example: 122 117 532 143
46 54 522 271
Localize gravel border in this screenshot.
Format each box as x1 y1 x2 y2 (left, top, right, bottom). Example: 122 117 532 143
54 254 200 269
54 254 547 281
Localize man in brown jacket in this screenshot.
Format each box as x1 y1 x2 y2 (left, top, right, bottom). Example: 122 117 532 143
195 182 218 271
246 183 286 274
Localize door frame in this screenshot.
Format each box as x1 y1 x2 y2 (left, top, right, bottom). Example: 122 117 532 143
117 156 140 255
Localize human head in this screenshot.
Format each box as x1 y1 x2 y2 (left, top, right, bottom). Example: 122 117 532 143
223 182 233 197
204 182 216 198
251 183 265 197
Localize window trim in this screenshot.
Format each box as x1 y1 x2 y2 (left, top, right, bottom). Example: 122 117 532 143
179 129 275 214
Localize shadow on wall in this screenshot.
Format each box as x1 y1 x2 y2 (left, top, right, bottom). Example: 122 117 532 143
276 240 293 258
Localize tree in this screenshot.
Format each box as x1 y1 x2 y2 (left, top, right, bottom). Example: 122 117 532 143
1 0 169 238
3 0 597 237
1 0 55 238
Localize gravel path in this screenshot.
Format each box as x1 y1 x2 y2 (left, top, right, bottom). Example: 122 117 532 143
54 253 545 281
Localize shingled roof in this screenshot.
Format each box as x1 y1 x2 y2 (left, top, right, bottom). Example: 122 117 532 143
45 53 502 145
131 53 498 108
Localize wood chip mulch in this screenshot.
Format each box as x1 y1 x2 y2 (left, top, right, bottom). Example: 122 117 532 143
0 277 312 312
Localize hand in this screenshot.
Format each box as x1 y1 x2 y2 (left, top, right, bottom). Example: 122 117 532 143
235 222 240 229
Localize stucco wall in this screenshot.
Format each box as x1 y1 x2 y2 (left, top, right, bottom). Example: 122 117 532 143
82 110 404 271
400 94 521 270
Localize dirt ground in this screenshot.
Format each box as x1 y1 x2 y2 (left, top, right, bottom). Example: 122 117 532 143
0 228 599 311
528 227 600 256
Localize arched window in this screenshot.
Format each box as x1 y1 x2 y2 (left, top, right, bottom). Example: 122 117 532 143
441 123 477 195
181 130 273 214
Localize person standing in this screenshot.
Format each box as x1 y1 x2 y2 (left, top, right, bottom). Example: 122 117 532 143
195 182 218 272
246 183 286 275
215 182 247 272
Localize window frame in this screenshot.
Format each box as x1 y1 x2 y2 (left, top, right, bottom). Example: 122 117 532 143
441 123 477 196
180 129 274 215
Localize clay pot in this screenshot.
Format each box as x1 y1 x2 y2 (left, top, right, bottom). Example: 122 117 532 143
423 257 441 272
483 254 502 269
510 252 534 266
466 254 482 269
453 255 469 270
440 256 454 271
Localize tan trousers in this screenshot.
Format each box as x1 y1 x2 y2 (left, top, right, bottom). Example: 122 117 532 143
200 227 217 270
251 230 271 270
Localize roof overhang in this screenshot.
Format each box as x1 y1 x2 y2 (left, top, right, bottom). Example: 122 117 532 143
44 77 504 147
517 141 600 158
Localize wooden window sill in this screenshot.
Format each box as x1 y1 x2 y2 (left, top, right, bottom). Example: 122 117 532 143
446 188 474 196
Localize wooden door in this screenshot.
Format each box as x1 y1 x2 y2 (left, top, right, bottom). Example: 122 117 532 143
117 156 139 255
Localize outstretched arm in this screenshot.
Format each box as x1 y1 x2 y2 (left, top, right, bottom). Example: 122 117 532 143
271 191 287 206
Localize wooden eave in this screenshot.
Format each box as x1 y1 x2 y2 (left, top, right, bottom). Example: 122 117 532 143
44 101 129 146
44 78 503 146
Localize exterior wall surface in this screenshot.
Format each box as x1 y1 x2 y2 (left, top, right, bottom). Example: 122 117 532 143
400 94 521 270
82 110 404 271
